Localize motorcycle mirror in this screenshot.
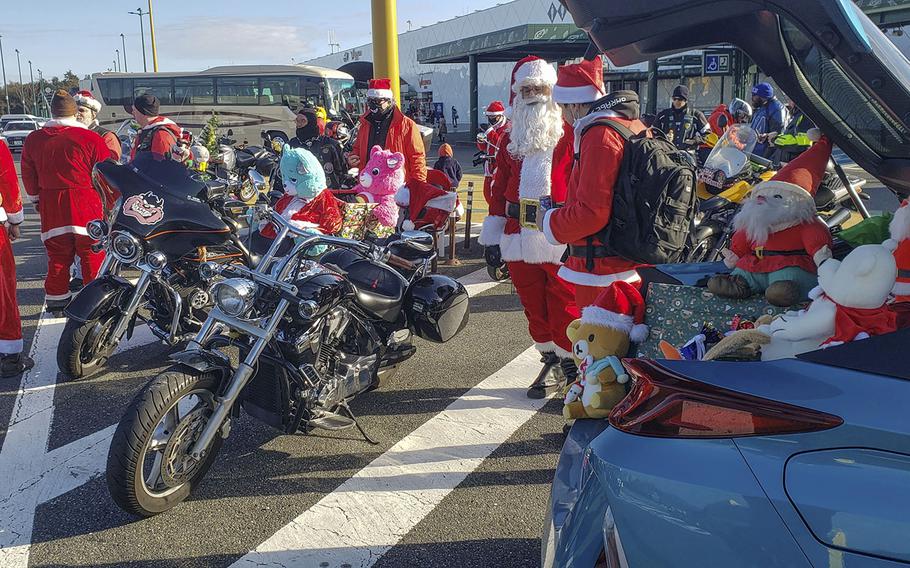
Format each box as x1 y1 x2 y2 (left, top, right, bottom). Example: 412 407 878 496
396 230 435 252
248 169 267 190
227 129 234 136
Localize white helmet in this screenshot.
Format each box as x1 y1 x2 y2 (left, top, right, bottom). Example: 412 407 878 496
729 98 753 123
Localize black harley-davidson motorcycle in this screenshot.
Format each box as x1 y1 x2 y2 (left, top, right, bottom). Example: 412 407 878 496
57 154 259 379
106 212 469 516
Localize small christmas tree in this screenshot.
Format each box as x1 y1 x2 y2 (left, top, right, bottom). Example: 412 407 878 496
201 113 219 156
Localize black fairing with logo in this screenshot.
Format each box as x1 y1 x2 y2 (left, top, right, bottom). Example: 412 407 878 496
93 153 231 259
562 0 910 198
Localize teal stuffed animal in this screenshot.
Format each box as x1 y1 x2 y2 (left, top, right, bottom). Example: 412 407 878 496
280 144 326 199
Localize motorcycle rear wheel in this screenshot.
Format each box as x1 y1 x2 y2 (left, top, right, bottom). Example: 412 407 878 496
107 368 223 517
56 312 119 379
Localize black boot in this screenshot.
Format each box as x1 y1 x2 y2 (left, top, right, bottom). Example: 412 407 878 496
560 358 579 383
1 353 34 378
45 298 69 314
527 352 565 399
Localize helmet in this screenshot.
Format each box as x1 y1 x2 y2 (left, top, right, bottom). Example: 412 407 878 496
331 123 350 143
729 98 753 123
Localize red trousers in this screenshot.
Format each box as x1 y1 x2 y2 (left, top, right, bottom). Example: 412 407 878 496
0 231 22 355
482 176 494 205
508 261 579 357
44 233 104 301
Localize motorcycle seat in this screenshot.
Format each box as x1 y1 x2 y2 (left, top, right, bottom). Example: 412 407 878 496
340 257 406 323
235 152 257 169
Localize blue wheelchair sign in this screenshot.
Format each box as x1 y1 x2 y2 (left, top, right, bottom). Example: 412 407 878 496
703 51 732 75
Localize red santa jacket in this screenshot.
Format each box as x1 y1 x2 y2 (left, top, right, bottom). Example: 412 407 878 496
478 121 574 265
259 189 343 239
477 120 510 178
21 118 110 241
819 293 897 345
352 107 427 184
730 221 833 274
130 116 182 161
542 114 646 287
0 141 23 225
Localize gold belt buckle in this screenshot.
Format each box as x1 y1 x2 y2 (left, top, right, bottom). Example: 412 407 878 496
519 197 540 230
754 246 764 260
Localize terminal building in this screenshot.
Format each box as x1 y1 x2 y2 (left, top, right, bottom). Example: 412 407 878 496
306 0 910 136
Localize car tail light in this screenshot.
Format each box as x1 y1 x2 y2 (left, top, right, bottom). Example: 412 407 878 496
609 359 843 438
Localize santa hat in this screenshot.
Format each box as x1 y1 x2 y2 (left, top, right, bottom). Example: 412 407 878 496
73 90 102 113
485 101 506 116
580 281 649 343
554 56 605 104
509 55 556 105
367 78 394 100
426 168 453 191
889 199 910 300
757 132 832 204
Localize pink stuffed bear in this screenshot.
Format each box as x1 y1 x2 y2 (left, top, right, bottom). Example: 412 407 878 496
355 145 405 229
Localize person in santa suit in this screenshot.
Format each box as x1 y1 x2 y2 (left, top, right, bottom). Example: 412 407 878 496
477 100 510 204
0 140 33 377
73 90 122 161
889 199 910 303
539 59 647 309
129 93 183 162
395 169 459 232
21 90 112 311
478 55 578 398
708 134 835 306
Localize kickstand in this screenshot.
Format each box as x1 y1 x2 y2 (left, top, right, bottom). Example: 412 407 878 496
338 400 380 445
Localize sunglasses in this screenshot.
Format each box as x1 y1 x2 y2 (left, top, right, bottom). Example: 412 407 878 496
671 97 685 101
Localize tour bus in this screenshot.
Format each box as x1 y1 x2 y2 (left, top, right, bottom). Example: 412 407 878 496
80 64 356 143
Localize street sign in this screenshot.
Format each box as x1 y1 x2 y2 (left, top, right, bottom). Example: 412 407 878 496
703 49 734 76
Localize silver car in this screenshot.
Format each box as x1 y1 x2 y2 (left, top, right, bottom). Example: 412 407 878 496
0 120 39 153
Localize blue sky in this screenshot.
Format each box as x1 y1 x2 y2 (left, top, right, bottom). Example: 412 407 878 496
0 0 500 80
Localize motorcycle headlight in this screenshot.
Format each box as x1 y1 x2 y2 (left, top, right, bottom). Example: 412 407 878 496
110 231 143 264
87 219 109 240
212 278 258 317
145 251 168 270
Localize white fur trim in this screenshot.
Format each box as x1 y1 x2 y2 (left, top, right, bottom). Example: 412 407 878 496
0 338 23 355
485 110 505 116
425 192 458 213
883 239 899 253
478 215 506 246
44 117 86 128
580 305 633 334
74 93 102 113
26 193 39 203
542 208 561 246
395 186 410 206
556 267 641 288
367 88 394 99
808 285 824 300
813 245 833 266
572 111 621 153
518 150 553 199
630 324 650 344
535 340 558 353
513 60 557 92
554 344 572 358
890 202 910 242
45 292 72 301
141 117 177 130
754 180 815 206
6 208 24 224
894 281 910 295
0 208 5 223
553 84 604 105
402 219 415 231
41 225 88 242
500 228 565 264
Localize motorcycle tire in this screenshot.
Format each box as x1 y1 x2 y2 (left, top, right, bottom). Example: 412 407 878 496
56 312 119 379
107 368 224 517
685 236 720 264
487 263 510 282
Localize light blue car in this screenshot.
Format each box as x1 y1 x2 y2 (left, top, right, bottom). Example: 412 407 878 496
545 1 910 563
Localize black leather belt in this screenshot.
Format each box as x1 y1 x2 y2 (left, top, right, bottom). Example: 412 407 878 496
754 248 808 259
900 269 910 278
505 201 521 219
569 244 611 259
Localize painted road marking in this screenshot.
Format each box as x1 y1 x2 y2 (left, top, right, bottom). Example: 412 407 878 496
0 266 506 566
232 346 547 568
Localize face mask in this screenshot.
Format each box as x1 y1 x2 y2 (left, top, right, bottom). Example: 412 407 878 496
368 99 388 114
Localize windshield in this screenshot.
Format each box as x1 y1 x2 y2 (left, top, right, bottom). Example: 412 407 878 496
4 122 36 131
326 77 356 115
704 124 757 178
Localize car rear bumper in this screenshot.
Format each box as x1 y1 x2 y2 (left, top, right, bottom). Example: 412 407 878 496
543 422 812 568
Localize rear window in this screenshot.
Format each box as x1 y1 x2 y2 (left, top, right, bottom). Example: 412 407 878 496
3 122 35 131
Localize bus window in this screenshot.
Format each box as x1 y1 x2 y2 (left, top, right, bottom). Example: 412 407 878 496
97 78 126 105
260 77 300 107
217 77 260 105
300 77 325 109
174 78 215 105
326 77 355 113
134 78 174 105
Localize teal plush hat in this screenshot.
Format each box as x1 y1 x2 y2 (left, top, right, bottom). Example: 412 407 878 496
280 144 326 199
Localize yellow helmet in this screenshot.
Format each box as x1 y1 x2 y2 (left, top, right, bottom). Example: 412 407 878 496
315 106 327 121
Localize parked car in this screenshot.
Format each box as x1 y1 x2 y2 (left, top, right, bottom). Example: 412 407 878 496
543 0 910 566
0 113 42 130
0 120 39 152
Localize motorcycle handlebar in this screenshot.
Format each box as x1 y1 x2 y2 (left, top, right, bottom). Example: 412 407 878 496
748 153 773 169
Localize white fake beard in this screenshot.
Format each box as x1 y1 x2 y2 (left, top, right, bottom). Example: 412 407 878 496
507 94 564 157
733 195 814 244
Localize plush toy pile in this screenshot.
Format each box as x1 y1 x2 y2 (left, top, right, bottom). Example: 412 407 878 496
354 145 405 236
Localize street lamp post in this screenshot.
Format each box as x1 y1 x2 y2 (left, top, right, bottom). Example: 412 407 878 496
128 8 148 72
0 35 9 114
37 69 44 116
28 60 36 115
116 49 121 72
15 49 23 114
121 33 128 72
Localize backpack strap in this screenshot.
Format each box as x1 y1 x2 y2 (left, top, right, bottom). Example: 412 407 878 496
574 118 635 163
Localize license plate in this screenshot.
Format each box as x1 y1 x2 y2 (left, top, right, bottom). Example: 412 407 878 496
9 140 21 146
698 167 726 188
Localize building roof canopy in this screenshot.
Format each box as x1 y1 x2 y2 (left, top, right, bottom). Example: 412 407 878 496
417 23 589 64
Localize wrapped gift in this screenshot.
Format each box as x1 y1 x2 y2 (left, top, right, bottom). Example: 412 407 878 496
637 283 798 358
339 202 378 241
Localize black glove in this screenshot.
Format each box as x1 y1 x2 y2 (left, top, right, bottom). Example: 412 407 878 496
484 245 502 268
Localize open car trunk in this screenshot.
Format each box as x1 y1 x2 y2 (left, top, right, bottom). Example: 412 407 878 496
562 0 910 198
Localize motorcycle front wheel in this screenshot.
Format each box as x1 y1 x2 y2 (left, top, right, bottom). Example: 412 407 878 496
57 312 120 379
685 236 721 264
107 369 223 517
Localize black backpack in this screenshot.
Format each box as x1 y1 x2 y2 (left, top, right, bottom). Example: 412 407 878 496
580 120 697 265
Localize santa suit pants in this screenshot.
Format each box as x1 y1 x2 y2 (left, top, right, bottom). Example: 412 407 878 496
44 233 104 301
507 260 579 357
482 176 494 206
0 231 22 355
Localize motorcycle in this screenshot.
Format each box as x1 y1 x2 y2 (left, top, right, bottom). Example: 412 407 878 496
686 124 865 263
106 211 470 516
57 155 259 379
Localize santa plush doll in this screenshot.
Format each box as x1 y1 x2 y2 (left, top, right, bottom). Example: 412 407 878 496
708 133 834 306
888 199 910 303
259 145 343 240
395 169 458 232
